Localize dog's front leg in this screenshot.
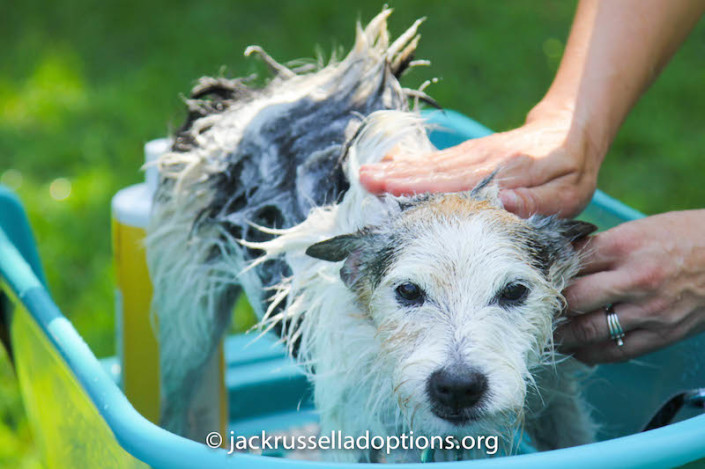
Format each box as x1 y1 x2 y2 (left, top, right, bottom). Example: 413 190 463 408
525 361 596 451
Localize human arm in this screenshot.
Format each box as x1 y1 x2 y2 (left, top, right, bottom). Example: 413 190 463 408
360 0 705 217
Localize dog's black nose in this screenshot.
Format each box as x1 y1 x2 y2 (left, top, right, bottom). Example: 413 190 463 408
427 368 487 412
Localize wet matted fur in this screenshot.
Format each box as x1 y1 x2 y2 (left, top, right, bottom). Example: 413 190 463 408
147 9 596 463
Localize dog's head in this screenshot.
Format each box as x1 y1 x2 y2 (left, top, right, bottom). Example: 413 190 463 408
306 180 595 435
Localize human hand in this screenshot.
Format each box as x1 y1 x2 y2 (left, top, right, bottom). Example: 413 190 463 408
359 107 605 218
555 210 705 364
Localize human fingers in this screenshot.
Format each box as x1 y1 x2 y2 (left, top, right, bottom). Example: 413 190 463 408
360 153 532 197
499 177 588 218
359 138 504 194
381 168 496 196
573 235 618 275
575 228 640 275
359 159 447 194
361 146 494 181
359 166 390 194
563 270 638 314
360 164 498 196
569 329 664 365
360 159 460 183
499 186 561 218
555 303 643 350
571 302 705 365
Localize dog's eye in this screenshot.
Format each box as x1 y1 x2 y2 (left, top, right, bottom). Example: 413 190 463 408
395 282 424 306
496 282 529 307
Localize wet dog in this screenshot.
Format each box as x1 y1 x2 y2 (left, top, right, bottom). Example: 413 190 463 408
147 9 596 462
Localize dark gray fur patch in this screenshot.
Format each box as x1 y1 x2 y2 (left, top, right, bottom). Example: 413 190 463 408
342 233 398 294
525 216 597 277
363 242 397 289
173 76 256 152
167 42 419 348
522 232 552 276
186 68 407 291
307 230 398 292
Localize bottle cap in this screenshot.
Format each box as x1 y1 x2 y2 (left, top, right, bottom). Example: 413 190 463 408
144 138 172 194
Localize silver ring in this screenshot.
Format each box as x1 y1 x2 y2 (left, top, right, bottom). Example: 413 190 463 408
605 304 625 347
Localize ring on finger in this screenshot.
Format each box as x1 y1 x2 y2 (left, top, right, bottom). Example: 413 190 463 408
605 304 625 347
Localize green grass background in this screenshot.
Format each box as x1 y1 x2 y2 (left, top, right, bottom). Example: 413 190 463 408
1 1 703 465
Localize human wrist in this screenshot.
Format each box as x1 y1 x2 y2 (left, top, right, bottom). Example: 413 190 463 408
525 96 575 126
527 96 609 169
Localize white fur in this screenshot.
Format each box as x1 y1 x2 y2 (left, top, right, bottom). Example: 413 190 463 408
147 9 595 462
244 113 595 462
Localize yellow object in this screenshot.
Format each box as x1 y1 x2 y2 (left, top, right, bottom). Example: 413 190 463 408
112 219 160 423
8 290 146 468
111 139 227 438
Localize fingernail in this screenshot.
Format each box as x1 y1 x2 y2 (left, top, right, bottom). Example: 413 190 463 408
499 190 517 208
360 164 380 172
360 170 382 181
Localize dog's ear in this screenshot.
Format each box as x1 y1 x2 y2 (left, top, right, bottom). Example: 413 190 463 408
305 233 366 262
306 231 392 289
306 232 370 288
527 216 597 281
467 170 501 207
554 219 598 243
529 216 597 245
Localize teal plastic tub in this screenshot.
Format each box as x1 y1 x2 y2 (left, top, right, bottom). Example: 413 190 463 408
1 111 704 468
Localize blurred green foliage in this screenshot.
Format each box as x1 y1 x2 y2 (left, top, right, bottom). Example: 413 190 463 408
1 0 703 465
